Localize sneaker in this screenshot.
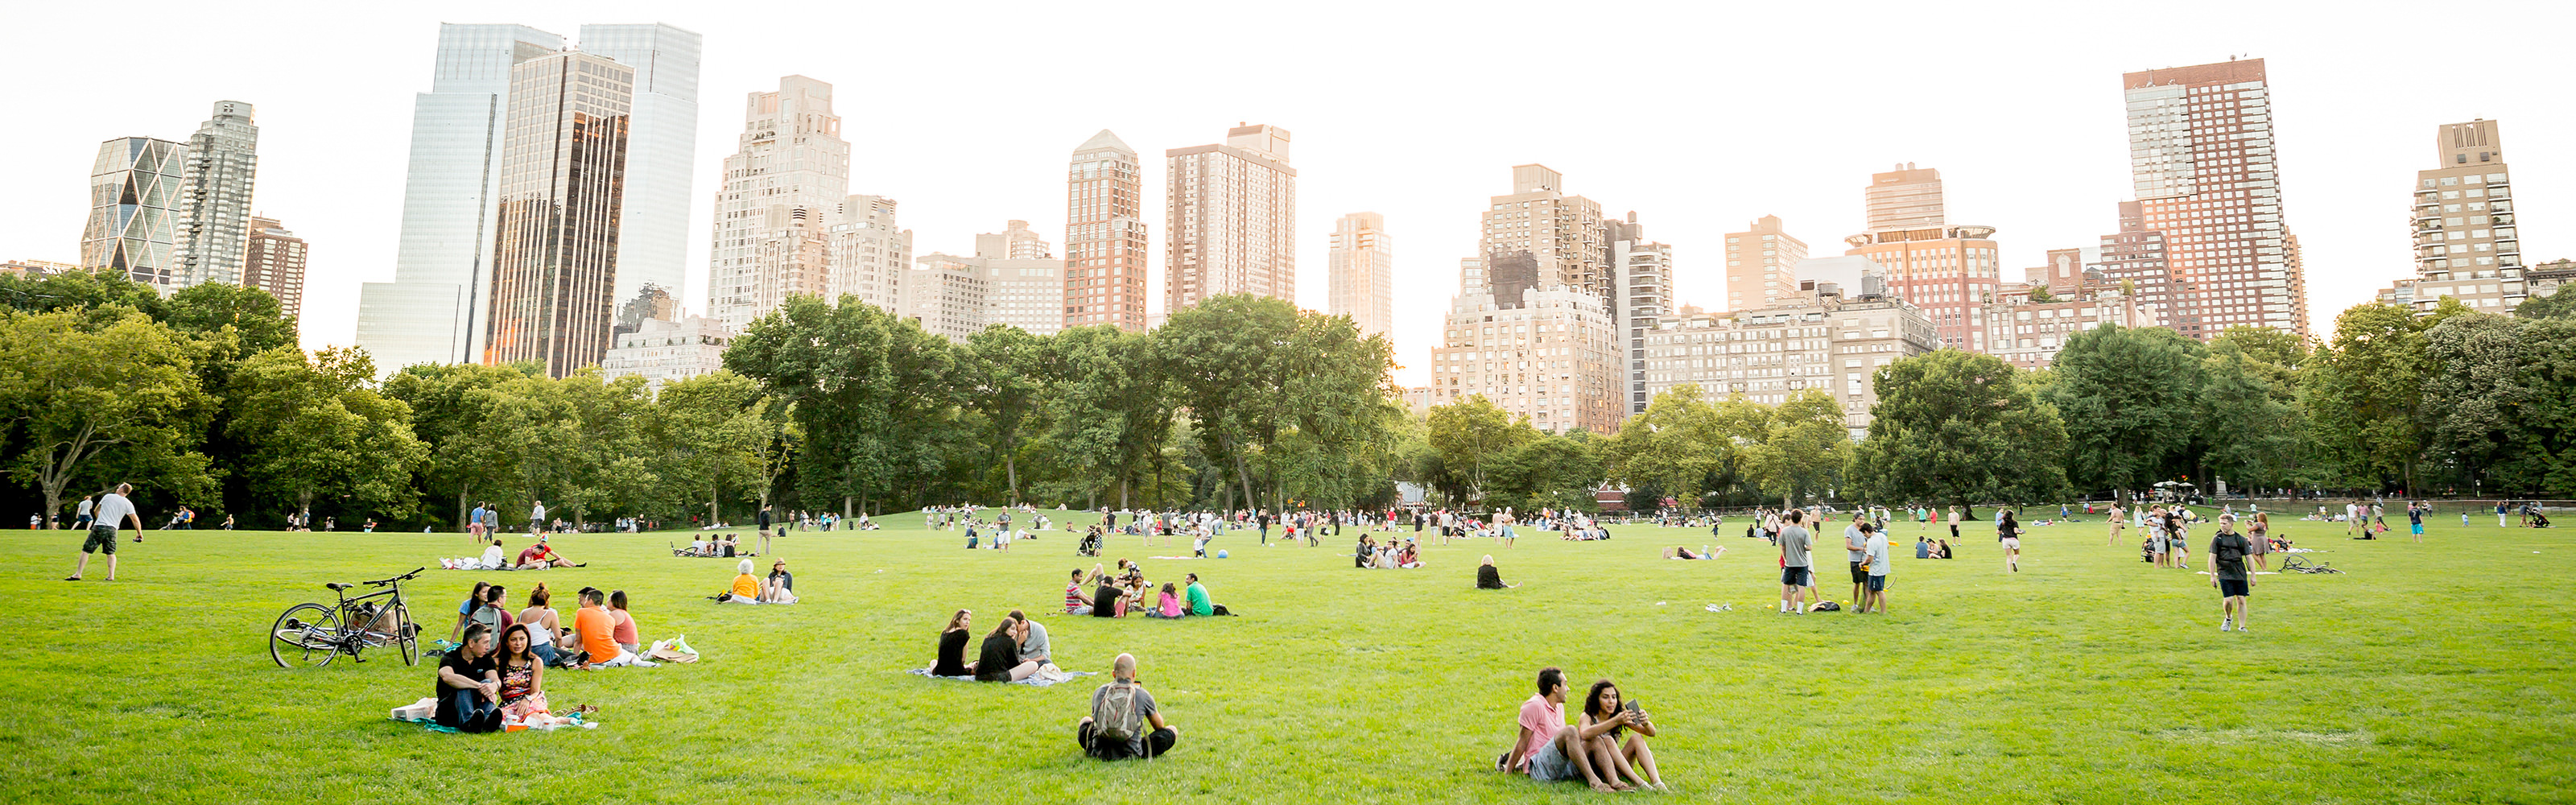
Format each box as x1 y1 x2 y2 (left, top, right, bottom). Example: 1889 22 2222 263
2220 618 2233 632
2235 625 2248 635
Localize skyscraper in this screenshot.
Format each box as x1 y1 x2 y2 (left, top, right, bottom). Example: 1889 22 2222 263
2403 119 2524 314
2120 57 2306 339
1166 124 1295 313
1608 213 1671 415
359 23 566 373
175 101 258 289
483 51 634 377
1841 165 2002 351
576 24 702 317
80 137 188 286
1724 215 1806 310
708 76 850 332
1327 212 1393 340
826 194 910 311
1063 130 1147 331
976 222 1065 336
242 216 308 319
1427 166 1622 435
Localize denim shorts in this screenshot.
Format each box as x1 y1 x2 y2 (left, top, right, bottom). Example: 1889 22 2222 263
1528 734 1576 782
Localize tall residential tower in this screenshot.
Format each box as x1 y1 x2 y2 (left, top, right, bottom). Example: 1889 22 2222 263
707 76 850 332
2118 57 2306 339
1842 165 2001 350
1166 124 1296 313
2404 119 2524 313
1328 212 1393 339
1724 214 1806 310
175 101 258 289
1064 130 1147 331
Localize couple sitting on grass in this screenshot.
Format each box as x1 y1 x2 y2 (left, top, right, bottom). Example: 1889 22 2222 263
1500 667 1667 792
719 559 796 604
931 608 1055 682
440 535 582 571
433 622 593 733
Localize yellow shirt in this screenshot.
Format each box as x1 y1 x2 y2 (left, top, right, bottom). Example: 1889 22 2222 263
731 574 761 599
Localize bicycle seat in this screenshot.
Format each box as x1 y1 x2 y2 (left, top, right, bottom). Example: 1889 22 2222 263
325 582 353 591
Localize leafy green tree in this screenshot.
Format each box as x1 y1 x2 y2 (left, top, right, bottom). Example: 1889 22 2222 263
2302 301 2450 491
225 346 427 521
2212 324 2310 369
2421 310 2576 495
1486 431 1608 512
1847 350 2070 506
2512 290 2576 320
0 309 213 522
650 371 774 524
1744 389 1850 507
726 295 957 515
2046 324 2207 497
1041 325 1171 509
1158 295 1397 512
959 325 1050 504
1426 394 1534 505
1608 384 1729 510
382 362 541 527
2198 341 2301 492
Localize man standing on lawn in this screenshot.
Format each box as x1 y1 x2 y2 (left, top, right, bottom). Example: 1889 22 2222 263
67 483 145 581
468 502 487 541
1861 522 1890 614
2209 514 2256 633
1844 512 1869 613
1777 510 1813 613
530 500 547 534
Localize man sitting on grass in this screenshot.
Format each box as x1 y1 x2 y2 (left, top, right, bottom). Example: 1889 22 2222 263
434 623 503 733
1075 653 1179 760
515 536 583 569
1183 573 1216 617
1500 667 1623 792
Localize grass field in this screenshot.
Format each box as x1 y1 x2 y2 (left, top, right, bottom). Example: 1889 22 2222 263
2 505 2570 803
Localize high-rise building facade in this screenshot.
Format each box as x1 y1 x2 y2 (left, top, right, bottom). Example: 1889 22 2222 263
826 194 910 311
360 23 568 373
2405 119 2525 314
708 76 850 332
1609 215 1673 415
1166 124 1295 313
242 216 308 318
1639 292 1937 439
1842 166 2000 351
976 221 1065 336
175 101 258 289
904 254 989 343
1980 285 2148 370
1328 212 1393 339
1724 215 1806 310
483 51 634 376
576 24 701 317
80 137 189 287
1427 166 1622 435
2120 57 2306 339
599 314 732 390
1864 163 1945 231
1063 130 1147 331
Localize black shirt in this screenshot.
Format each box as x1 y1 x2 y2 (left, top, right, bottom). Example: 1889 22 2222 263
1094 584 1124 617
2211 532 2252 581
932 630 972 676
437 648 494 697
975 633 1022 681
1476 564 1505 589
769 570 794 591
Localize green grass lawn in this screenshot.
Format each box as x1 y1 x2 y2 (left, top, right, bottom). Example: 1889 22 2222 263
2 506 2570 803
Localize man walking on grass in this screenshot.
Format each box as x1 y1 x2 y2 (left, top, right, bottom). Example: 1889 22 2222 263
2210 514 2256 633
530 501 548 535
67 483 145 581
1777 510 1813 613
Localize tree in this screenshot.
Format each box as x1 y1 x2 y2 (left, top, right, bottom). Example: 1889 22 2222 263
1846 350 2070 506
2512 290 2576 320
0 309 213 523
1042 325 1171 509
650 371 774 525
958 325 1050 504
1486 431 1608 513
1608 384 1729 510
2198 341 2301 492
2046 324 2207 497
1158 295 1398 512
225 346 427 521
1426 394 1534 505
2421 311 2576 495
382 362 542 527
1744 389 1849 508
2302 302 2447 492
726 295 958 515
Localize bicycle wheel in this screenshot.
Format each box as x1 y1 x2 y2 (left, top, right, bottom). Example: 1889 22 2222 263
270 603 345 668
390 602 419 666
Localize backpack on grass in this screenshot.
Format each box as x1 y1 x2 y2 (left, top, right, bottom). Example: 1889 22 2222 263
1810 601 1840 612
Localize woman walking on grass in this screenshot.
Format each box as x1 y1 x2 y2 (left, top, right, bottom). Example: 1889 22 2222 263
1998 510 2024 573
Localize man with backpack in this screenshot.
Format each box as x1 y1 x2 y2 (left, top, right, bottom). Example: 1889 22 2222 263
2208 514 2256 634
1075 653 1178 759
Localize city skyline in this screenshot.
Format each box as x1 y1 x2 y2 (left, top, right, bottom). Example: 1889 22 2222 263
7 3 2573 387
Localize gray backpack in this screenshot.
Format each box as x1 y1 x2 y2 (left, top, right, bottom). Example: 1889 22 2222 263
1096 683 1146 749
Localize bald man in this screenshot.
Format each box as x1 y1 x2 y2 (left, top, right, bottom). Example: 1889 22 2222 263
1075 653 1179 759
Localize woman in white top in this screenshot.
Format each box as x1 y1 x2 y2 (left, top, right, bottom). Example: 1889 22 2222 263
515 584 563 664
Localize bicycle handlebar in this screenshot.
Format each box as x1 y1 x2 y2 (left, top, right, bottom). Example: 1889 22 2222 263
365 568 426 587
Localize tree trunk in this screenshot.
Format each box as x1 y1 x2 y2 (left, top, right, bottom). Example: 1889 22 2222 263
456 488 471 533
710 485 721 529
843 495 852 518
1005 448 1021 506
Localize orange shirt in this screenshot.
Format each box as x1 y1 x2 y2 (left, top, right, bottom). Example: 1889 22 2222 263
573 605 618 663
730 574 761 599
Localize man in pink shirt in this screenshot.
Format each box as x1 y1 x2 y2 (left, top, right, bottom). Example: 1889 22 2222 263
1500 667 1619 791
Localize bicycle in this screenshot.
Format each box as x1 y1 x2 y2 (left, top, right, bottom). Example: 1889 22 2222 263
2281 555 2345 575
269 567 425 667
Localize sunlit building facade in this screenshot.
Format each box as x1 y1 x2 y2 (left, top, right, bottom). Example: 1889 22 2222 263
2405 119 2525 314
1064 130 1148 331
1166 124 1295 313
1843 165 2001 352
1724 214 1806 311
1328 212 1393 339
80 137 189 287
577 23 701 318
483 51 634 377
2120 57 2306 339
708 76 849 332
242 216 308 318
175 101 258 290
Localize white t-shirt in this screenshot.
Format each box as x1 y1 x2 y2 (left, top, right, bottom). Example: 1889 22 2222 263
93 493 138 529
481 544 506 567
1866 532 1891 575
76 498 93 516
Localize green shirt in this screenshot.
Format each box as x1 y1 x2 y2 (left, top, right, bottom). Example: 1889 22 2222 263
1184 583 1212 617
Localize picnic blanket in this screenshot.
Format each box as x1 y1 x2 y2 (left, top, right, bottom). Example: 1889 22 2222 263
905 667 1096 688
389 698 600 733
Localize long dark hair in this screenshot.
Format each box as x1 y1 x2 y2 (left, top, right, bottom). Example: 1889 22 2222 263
2000 511 2020 530
1583 679 1622 719
498 623 539 665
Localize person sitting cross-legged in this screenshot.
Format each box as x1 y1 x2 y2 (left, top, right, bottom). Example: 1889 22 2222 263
1075 653 1179 760
760 559 798 604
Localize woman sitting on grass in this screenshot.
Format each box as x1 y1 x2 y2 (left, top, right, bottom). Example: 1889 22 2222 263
608 590 645 660
762 559 798 604
495 624 553 721
975 614 1041 682
1143 583 1184 618
932 609 976 676
515 584 563 666
1579 679 1666 791
723 559 762 604
448 581 491 643
1395 542 1422 569
1476 555 1520 589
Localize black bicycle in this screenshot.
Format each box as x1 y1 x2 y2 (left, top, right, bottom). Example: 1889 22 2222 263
269 568 424 667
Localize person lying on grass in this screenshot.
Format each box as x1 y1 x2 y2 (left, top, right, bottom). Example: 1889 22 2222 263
1075 653 1179 760
1663 546 1724 560
976 614 1042 682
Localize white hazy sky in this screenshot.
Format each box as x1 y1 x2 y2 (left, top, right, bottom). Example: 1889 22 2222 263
6 1 2570 386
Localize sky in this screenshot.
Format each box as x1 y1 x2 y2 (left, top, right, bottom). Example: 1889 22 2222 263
5 1 2570 387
